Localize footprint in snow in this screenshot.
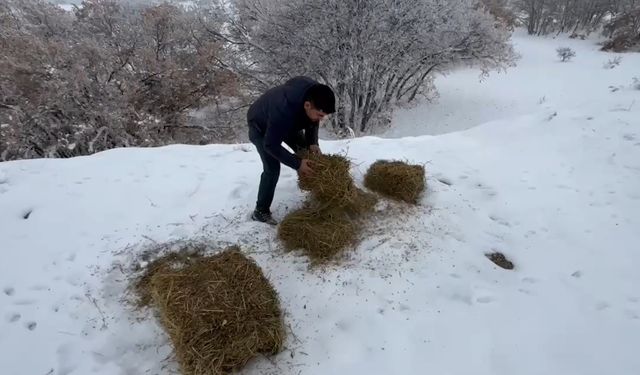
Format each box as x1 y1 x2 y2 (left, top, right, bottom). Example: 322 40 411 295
571 270 582 278
625 310 639 320
450 292 473 305
437 177 453 186
30 284 50 292
25 321 37 331
476 296 494 304
6 313 21 323
3 286 15 296
489 215 511 227
475 182 497 197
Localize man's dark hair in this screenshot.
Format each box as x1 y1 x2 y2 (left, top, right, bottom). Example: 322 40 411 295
305 84 336 114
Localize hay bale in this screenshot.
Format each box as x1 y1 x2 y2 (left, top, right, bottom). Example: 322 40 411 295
298 152 377 213
140 246 284 375
364 160 425 204
298 153 353 204
278 206 357 263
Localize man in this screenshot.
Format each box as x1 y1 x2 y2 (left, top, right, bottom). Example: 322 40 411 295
247 76 336 225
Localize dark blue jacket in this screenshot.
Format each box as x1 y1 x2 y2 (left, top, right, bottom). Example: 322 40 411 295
247 76 320 170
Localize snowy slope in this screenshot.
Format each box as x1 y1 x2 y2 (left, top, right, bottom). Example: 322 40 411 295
1 33 640 375
387 30 639 137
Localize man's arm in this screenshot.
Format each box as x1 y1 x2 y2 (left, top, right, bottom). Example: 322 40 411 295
264 111 302 170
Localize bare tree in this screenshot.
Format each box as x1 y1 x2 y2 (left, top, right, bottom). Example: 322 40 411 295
514 0 635 36
0 0 241 161
602 2 640 51
227 0 517 135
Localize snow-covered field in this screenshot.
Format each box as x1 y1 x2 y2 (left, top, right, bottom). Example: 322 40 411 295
1 32 640 375
387 30 639 136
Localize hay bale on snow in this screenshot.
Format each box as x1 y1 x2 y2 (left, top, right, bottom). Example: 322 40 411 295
298 152 377 214
298 153 352 203
278 205 357 263
364 160 425 204
138 246 284 375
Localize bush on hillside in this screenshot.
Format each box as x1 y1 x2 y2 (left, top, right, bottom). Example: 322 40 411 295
0 0 242 161
557 47 576 62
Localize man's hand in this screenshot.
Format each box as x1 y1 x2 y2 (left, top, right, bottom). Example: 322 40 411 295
298 159 314 177
309 144 322 155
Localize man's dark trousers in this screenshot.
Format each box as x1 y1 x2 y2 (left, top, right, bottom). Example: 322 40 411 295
249 124 306 213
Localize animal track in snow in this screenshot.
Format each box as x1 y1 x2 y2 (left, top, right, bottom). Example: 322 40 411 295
25 321 37 331
4 286 15 296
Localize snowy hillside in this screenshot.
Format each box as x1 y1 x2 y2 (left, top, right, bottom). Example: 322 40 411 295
388 30 639 136
1 33 640 375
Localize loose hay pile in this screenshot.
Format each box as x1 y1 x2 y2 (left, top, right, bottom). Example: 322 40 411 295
364 160 425 204
278 205 356 262
135 245 284 375
280 152 377 263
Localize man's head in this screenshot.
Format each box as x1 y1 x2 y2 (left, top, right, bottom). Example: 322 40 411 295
303 84 335 122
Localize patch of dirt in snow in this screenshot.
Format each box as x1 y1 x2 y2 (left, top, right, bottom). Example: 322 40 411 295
485 252 514 270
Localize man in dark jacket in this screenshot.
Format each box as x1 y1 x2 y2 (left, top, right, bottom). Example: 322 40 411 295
247 76 336 225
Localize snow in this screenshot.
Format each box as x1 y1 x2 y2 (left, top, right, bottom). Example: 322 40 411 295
386 30 639 137
57 4 75 12
1 32 640 375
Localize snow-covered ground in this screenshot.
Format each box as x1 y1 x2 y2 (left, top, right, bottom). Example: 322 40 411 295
1 32 640 375
387 30 639 136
